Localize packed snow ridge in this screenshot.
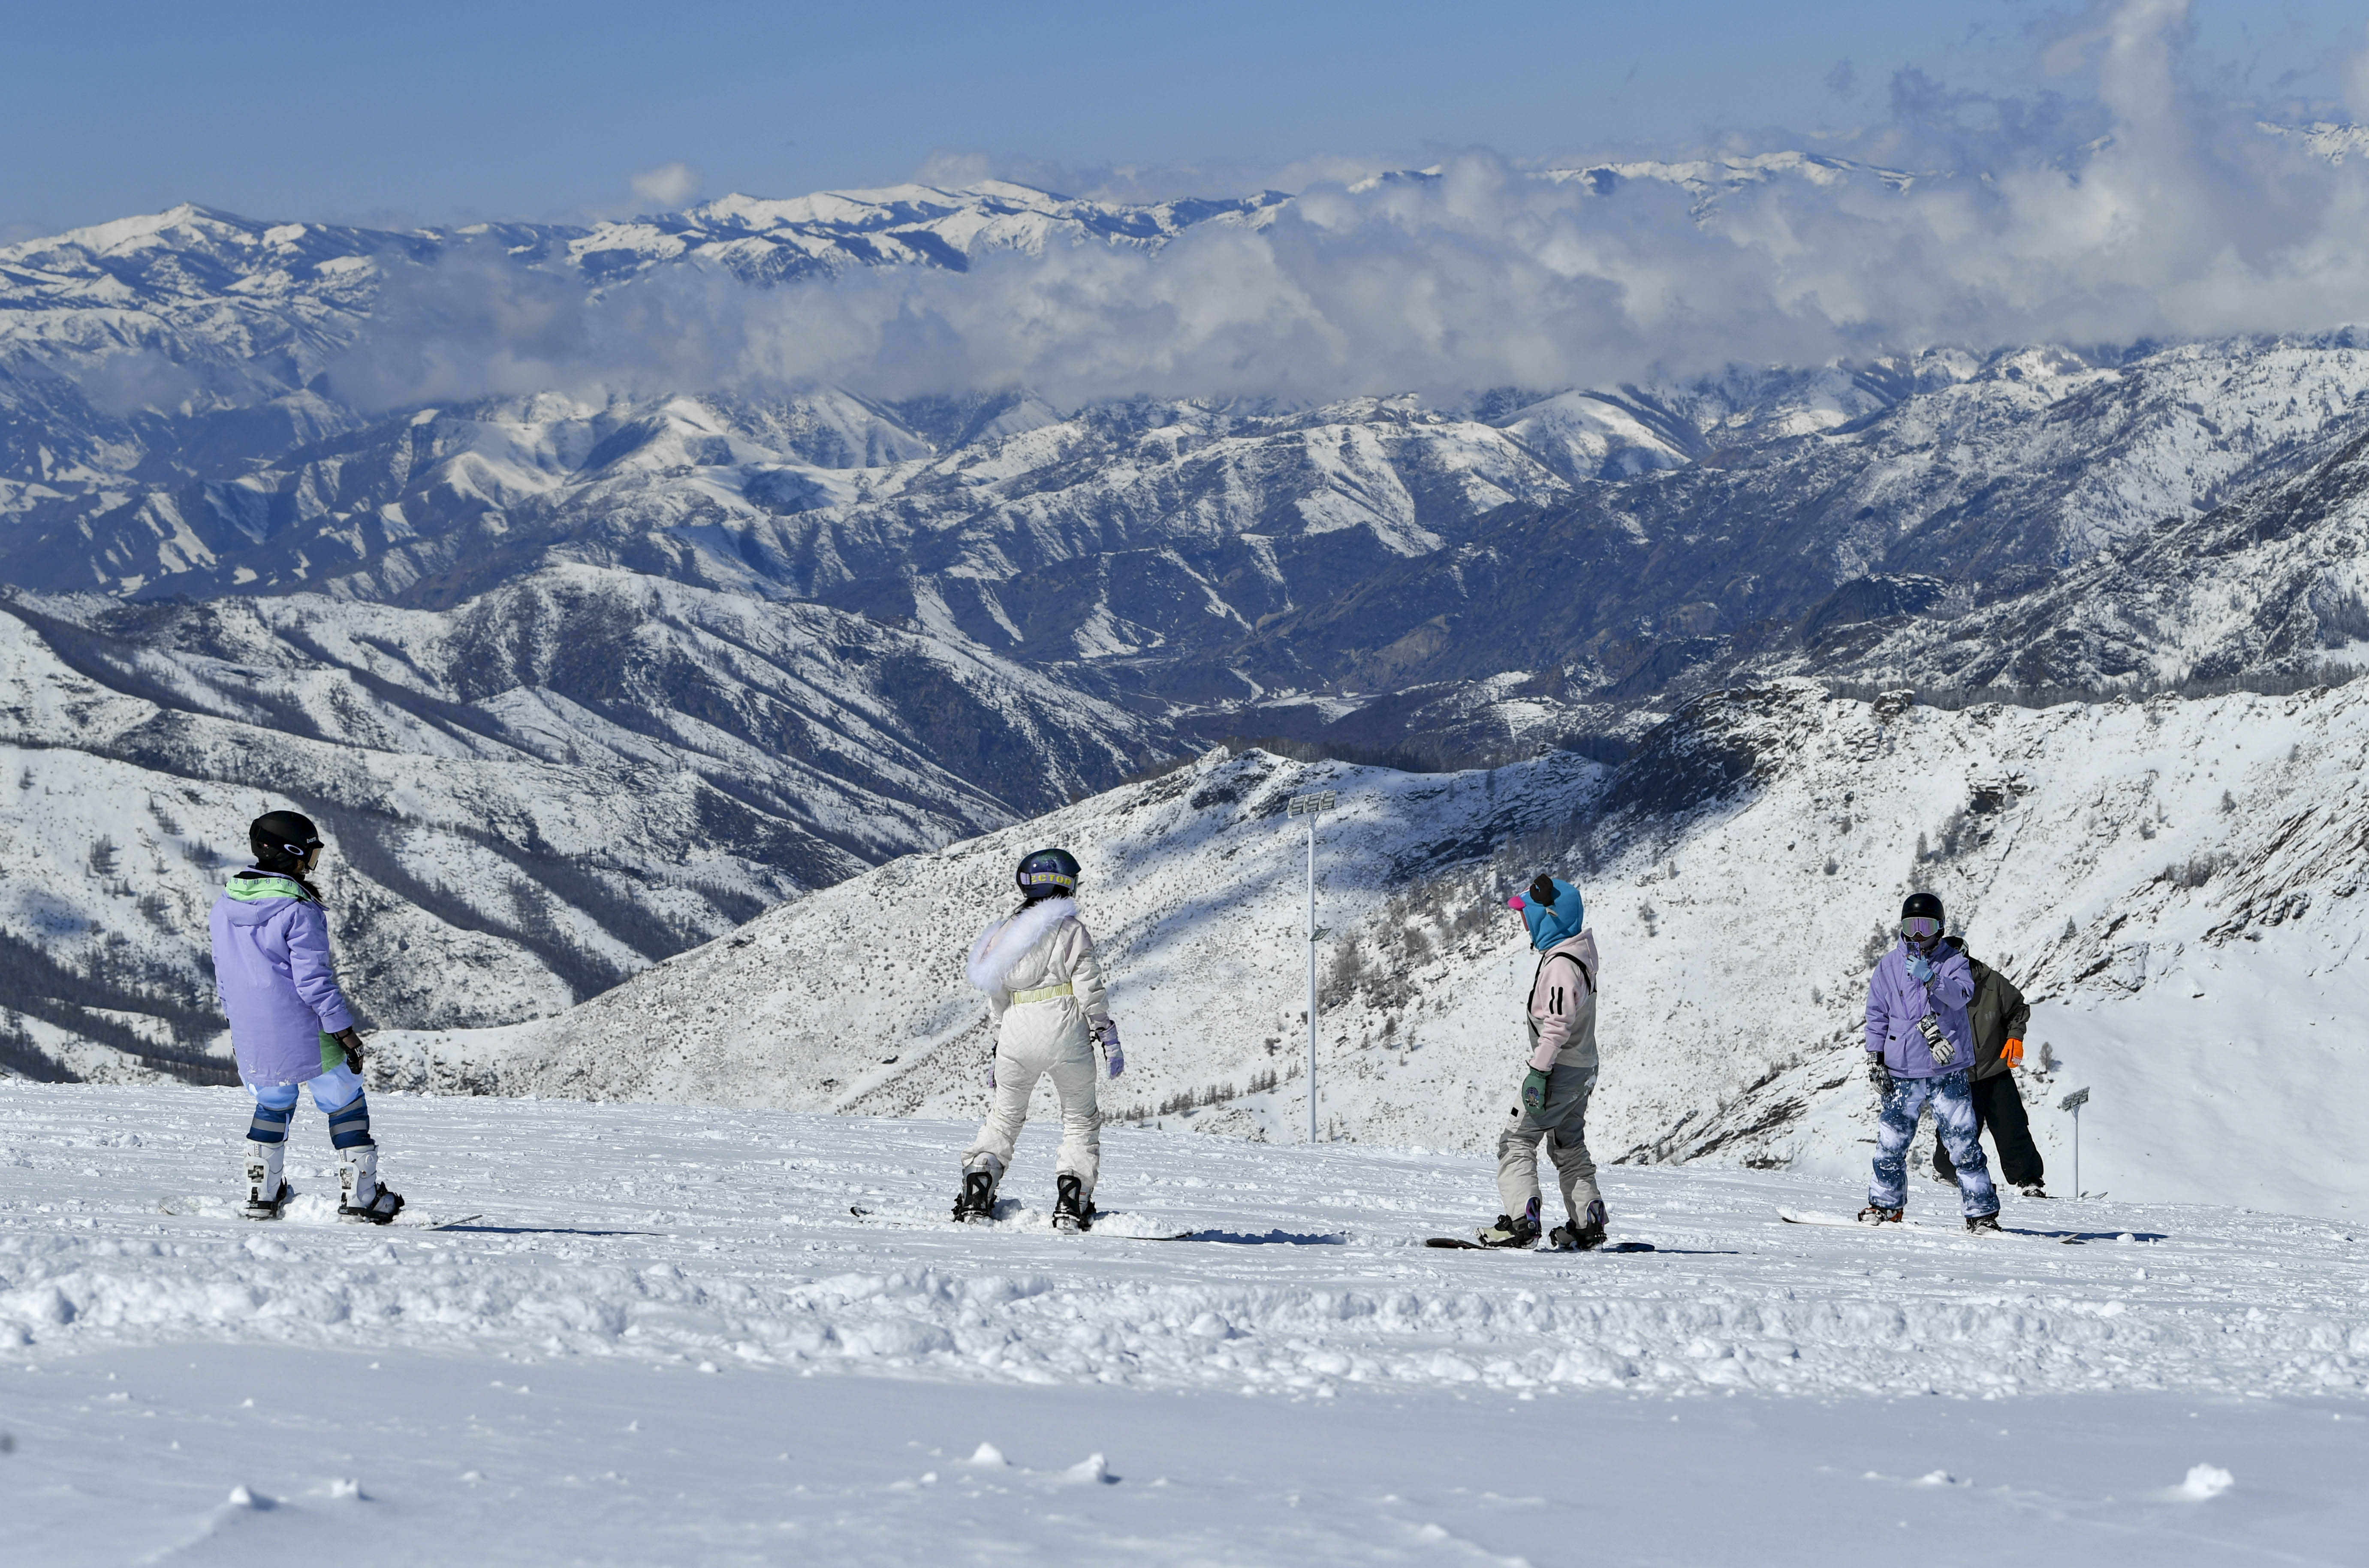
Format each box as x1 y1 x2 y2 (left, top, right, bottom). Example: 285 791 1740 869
5 1086 2364 1402
11 1082 2365 1562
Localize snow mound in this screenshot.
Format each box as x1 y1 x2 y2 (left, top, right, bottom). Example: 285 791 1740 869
2179 1463 2235 1500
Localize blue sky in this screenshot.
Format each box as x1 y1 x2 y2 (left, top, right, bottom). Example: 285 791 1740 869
3 0 2364 234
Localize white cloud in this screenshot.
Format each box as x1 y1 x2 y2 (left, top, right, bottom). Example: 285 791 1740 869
628 161 701 209
2344 24 2369 121
328 2 2369 413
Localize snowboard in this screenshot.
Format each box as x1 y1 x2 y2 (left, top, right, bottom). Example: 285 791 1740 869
1424 1236 1657 1253
850 1203 1192 1241
1775 1207 2151 1244
158 1196 481 1231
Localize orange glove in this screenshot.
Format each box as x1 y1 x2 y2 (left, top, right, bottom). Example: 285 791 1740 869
2001 1037 2025 1066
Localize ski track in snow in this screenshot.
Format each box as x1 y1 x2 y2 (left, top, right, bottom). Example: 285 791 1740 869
6 1085 2364 1402
6 1083 2368 1565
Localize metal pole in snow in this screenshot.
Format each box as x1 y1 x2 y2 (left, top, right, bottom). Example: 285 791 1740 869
2059 1086 2090 1198
1307 814 1317 1144
1287 790 1336 1146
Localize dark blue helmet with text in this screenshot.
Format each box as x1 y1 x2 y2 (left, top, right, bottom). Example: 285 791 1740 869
1016 847 1081 902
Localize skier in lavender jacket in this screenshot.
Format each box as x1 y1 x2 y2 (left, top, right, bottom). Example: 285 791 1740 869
210 810 403 1224
1860 891 1999 1231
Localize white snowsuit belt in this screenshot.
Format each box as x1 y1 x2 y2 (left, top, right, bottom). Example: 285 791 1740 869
1009 983 1074 1004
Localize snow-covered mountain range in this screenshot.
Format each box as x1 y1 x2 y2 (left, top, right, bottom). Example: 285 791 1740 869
8 165 2369 1106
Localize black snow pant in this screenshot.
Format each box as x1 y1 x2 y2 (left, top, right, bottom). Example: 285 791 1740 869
1932 1070 2045 1189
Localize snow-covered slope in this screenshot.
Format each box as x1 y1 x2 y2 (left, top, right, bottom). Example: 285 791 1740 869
0 563 1162 1079
7 1083 2365 1564
378 679 2369 1221
1791 416 2369 692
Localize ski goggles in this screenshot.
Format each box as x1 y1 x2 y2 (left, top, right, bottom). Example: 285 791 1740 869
1899 916 1942 942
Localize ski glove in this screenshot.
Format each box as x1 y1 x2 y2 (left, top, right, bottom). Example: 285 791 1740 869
1521 1068 1549 1116
2001 1036 2025 1066
1095 1020 1124 1079
332 1026 365 1071
1907 951 1934 984
1915 1012 1955 1065
1866 1054 1893 1100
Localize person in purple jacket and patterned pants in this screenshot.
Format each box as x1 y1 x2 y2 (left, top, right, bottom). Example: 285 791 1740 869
1860 891 2000 1233
210 810 404 1224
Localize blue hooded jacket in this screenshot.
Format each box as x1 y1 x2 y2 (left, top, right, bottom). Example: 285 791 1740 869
1517 878 1586 951
210 871 357 1087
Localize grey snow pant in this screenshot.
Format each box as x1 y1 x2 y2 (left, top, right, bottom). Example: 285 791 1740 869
1496 1058 1603 1226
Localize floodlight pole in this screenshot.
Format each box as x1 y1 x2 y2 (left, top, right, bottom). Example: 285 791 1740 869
2059 1086 2090 1198
1306 810 1317 1145
1287 789 1336 1145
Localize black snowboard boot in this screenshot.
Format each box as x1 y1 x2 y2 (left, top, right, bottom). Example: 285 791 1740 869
1548 1199 1608 1251
1053 1173 1094 1233
1477 1198 1541 1248
1856 1204 1905 1224
952 1166 998 1223
1964 1211 2004 1235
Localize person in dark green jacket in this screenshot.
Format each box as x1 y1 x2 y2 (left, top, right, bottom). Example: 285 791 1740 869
1931 937 2046 1195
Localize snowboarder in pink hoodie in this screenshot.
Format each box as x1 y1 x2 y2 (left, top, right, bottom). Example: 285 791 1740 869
1476 874 1606 1250
956 847 1121 1230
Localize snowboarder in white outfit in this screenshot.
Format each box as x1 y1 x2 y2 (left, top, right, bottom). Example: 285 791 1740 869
957 847 1123 1230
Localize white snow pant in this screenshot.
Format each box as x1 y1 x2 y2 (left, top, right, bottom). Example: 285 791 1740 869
1496 1059 1603 1227
962 1032 1100 1202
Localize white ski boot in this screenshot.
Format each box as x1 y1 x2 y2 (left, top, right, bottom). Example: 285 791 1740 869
241 1142 289 1220
336 1145 405 1225
1477 1197 1542 1248
953 1156 1002 1223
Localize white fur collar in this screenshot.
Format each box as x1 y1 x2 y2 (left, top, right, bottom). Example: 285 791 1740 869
967 898 1076 991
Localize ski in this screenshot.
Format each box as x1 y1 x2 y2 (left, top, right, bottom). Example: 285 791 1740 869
1424 1236 1656 1253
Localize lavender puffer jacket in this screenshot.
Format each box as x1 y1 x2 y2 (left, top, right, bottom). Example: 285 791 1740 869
210 871 357 1087
1863 940 1974 1079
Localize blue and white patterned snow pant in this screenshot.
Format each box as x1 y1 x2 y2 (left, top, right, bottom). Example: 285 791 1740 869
1870 1067 1998 1218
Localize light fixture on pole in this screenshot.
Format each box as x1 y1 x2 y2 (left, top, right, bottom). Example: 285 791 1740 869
2058 1086 2090 1198
1285 789 1336 1146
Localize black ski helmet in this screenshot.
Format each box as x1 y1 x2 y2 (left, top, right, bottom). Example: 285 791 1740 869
1900 891 1944 926
1015 847 1080 901
250 810 323 875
